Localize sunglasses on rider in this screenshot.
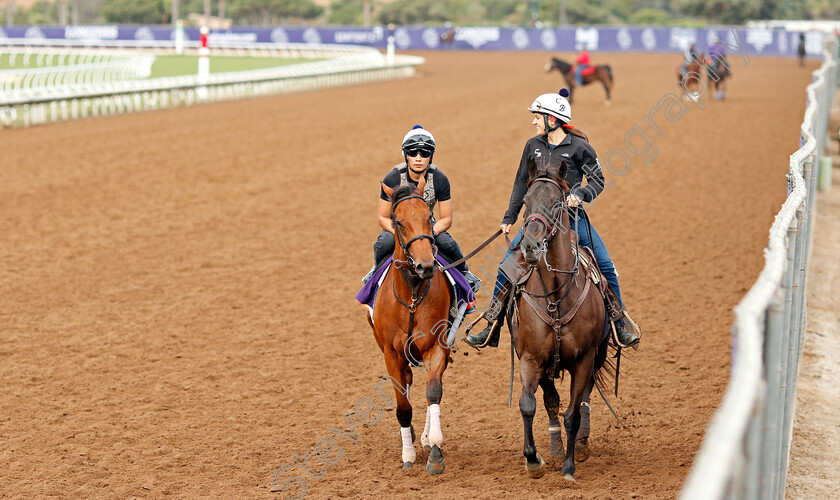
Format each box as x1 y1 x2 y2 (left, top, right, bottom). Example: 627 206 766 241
405 148 433 158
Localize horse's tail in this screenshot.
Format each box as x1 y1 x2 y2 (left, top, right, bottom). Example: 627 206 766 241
606 65 614 86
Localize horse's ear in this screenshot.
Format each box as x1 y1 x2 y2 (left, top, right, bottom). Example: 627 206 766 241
381 182 394 200
414 171 427 194
528 159 540 182
557 159 569 179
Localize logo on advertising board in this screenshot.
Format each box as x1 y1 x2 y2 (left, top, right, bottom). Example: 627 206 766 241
395 28 411 49
302 27 321 44
271 28 289 43
65 25 119 41
641 28 656 51
455 27 500 49
540 29 557 50
0 28 6 39
422 27 440 49
616 28 632 51
135 27 155 41
575 27 598 51
776 31 788 53
335 27 383 45
209 31 258 43
512 28 530 50
25 26 45 39
805 31 823 55
747 28 773 53
669 27 696 51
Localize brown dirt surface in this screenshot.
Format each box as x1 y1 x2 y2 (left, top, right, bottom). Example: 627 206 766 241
0 51 820 499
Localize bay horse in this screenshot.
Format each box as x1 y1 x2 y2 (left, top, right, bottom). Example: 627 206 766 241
369 176 452 474
510 162 611 481
439 28 455 47
678 54 704 101
545 57 614 106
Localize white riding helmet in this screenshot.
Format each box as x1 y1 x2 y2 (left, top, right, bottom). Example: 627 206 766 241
401 125 436 153
528 89 572 123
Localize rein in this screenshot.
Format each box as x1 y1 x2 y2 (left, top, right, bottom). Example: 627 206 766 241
440 228 505 271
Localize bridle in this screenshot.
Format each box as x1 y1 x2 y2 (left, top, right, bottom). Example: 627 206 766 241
521 176 580 288
519 176 591 379
390 193 438 277
389 191 438 350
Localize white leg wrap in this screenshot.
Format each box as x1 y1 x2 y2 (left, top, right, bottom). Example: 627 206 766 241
429 404 443 447
421 405 431 448
400 426 416 464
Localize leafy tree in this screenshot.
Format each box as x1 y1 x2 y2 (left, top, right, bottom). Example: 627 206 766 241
327 0 364 25
101 0 166 24
13 1 60 25
674 0 762 24
228 0 323 26
628 8 673 24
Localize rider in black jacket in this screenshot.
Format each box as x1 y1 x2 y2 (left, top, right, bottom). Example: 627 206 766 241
465 89 640 349
363 125 480 292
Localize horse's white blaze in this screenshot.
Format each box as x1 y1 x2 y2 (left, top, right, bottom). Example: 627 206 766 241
429 403 443 447
400 426 416 463
421 405 431 448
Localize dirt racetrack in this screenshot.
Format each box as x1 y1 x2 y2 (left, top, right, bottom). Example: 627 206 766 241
0 51 819 499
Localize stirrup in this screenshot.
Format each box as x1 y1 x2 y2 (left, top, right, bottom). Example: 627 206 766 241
463 312 502 349
610 312 641 350
361 264 376 284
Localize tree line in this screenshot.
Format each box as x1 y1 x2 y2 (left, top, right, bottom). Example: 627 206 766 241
2 0 839 27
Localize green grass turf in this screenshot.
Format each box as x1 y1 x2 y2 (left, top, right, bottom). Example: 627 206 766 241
148 55 318 78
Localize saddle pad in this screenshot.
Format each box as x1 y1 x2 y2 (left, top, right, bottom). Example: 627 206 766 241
580 66 596 77
356 256 476 324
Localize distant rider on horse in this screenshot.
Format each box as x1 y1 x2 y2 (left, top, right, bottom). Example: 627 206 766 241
574 50 591 86
363 125 481 292
707 38 731 77
465 90 640 349
679 43 700 80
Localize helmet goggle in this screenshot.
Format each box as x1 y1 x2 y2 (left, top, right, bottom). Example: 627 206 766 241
402 133 435 158
404 147 433 158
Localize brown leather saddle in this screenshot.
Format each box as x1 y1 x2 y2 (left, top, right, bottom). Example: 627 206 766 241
504 230 623 340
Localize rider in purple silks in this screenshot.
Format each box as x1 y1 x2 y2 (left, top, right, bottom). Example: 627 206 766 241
707 39 726 60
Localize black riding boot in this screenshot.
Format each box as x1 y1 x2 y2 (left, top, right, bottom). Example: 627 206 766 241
464 283 511 348
613 318 639 348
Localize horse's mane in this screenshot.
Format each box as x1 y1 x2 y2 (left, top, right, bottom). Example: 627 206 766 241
528 162 570 192
551 57 573 73
390 184 416 205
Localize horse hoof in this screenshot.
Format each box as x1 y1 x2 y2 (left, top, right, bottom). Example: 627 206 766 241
403 461 414 469
564 473 576 482
526 455 546 478
604 100 612 107
423 444 431 452
426 445 445 475
575 438 591 462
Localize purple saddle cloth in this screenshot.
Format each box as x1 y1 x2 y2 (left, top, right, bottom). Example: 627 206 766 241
356 255 476 316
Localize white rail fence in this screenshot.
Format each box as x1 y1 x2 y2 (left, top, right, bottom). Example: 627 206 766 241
680 38 838 500
0 41 423 128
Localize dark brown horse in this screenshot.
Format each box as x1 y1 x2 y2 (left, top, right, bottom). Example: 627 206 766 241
510 163 611 481
545 57 614 106
705 54 731 101
369 176 453 474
